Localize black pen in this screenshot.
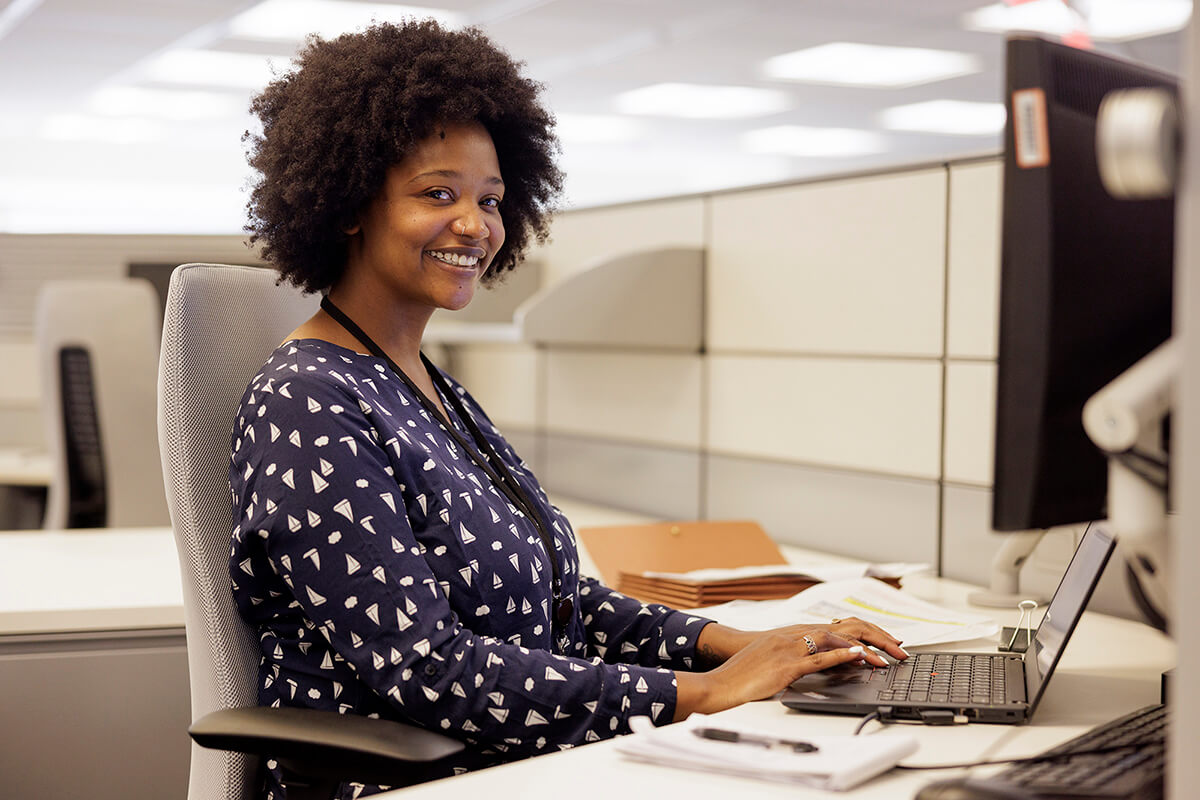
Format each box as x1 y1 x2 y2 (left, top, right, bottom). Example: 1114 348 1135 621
693 726 819 753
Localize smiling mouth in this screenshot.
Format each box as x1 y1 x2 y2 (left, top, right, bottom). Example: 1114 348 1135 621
427 250 482 268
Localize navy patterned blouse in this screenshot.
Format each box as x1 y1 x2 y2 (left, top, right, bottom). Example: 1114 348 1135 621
229 340 711 798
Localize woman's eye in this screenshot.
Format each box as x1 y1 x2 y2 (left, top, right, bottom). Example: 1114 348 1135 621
482 196 501 208
427 189 452 200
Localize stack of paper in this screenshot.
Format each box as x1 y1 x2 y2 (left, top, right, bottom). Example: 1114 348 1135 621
617 564 904 607
617 715 918 790
693 577 1000 647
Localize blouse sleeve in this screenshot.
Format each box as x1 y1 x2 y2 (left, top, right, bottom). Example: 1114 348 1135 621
232 368 679 757
576 577 713 671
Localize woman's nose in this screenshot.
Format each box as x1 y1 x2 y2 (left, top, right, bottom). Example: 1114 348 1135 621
452 213 489 239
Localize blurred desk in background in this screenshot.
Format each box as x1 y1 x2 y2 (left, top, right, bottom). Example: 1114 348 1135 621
0 525 188 800
0 446 49 529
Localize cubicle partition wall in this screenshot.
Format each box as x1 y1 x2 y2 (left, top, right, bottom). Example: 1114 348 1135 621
445 155 1138 621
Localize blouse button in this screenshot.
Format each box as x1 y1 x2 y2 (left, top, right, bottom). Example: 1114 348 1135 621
423 664 438 677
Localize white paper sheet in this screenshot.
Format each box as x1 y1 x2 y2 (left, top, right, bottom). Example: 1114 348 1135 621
618 715 918 791
690 577 999 647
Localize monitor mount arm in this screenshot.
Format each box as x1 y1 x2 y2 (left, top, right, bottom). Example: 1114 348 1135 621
1085 87 1180 629
968 530 1050 609
1082 338 1178 627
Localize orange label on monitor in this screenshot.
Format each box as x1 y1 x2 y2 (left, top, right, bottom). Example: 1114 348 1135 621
1012 88 1050 168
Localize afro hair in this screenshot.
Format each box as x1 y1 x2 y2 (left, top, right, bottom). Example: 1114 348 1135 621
244 19 563 293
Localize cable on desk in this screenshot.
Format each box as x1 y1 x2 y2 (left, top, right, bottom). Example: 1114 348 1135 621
853 707 967 735
853 710 882 735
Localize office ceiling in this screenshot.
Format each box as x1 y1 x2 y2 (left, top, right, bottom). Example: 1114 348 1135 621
0 0 1188 233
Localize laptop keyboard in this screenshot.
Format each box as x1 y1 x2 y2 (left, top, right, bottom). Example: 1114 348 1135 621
877 653 1007 704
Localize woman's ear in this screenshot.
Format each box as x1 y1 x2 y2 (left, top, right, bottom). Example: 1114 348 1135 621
343 222 361 236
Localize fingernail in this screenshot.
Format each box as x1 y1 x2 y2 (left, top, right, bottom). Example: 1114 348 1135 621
898 647 910 657
849 645 863 654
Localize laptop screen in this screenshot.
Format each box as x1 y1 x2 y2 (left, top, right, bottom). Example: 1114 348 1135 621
1024 525 1116 712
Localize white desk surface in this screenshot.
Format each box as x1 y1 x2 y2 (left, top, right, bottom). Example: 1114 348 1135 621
0 526 183 635
0 502 1176 799
0 446 50 487
382 570 1175 800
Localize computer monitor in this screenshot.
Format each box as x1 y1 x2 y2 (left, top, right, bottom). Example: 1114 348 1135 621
992 35 1176 533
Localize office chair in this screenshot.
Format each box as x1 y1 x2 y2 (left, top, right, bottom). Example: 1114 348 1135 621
34 278 170 529
157 263 463 800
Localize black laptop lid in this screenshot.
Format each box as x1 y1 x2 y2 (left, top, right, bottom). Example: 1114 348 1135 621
1024 525 1116 714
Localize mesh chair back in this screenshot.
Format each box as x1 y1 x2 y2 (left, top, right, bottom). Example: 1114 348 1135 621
157 264 318 800
34 278 168 528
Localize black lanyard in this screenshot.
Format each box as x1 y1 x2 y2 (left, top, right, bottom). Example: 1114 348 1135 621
319 296 574 633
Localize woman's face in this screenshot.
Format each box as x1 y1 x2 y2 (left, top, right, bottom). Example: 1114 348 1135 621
344 121 506 314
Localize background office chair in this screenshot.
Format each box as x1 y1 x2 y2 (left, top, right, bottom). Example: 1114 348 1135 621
157 263 462 800
34 278 170 529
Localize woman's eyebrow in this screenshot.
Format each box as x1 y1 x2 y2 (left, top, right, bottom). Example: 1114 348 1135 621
407 169 505 187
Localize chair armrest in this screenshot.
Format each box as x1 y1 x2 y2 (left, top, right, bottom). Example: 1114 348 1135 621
190 706 464 785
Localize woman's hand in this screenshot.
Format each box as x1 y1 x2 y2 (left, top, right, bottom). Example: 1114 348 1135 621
695 617 907 669
675 617 909 721
675 629 867 720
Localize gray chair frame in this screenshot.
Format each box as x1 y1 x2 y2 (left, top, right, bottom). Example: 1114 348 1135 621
157 263 462 800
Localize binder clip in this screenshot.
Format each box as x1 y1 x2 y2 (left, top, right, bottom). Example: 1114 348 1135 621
999 599 1039 653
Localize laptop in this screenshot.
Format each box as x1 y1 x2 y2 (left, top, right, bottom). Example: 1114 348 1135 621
781 525 1116 724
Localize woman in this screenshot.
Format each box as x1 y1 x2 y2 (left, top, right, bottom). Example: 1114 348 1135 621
231 19 906 799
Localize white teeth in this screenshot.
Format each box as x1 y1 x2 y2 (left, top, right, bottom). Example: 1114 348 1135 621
428 250 480 267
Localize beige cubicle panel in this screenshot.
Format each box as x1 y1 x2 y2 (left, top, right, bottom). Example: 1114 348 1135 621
707 168 947 357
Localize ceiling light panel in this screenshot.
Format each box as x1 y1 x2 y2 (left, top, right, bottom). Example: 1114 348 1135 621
763 42 982 88
741 125 888 158
140 49 286 89
554 113 644 143
228 0 464 42
879 100 1006 136
41 114 163 144
614 83 790 119
963 0 1077 37
963 0 1190 42
89 87 244 121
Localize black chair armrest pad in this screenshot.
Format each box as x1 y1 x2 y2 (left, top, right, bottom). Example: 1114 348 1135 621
190 706 463 781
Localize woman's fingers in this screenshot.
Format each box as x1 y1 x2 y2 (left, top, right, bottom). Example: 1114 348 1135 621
834 616 902 643
810 630 888 666
829 617 908 660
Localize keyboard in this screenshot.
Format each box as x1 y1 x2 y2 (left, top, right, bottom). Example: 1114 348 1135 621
879 653 1007 704
966 704 1167 798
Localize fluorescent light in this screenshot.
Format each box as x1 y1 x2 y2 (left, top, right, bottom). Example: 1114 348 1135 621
554 113 644 144
963 0 1078 37
1079 0 1190 40
614 83 790 119
763 42 981 88
963 0 1190 42
89 87 244 121
741 125 888 158
880 100 1006 136
141 49 286 89
229 0 464 42
41 114 163 144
